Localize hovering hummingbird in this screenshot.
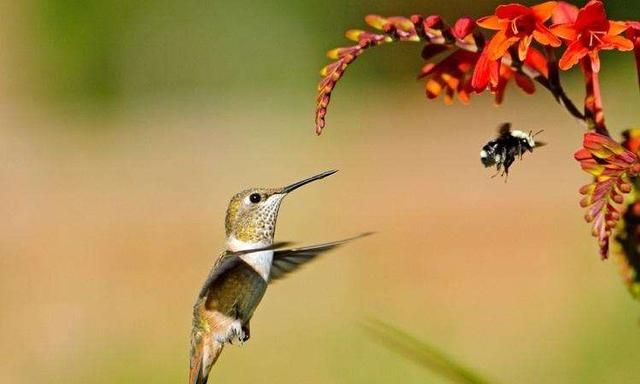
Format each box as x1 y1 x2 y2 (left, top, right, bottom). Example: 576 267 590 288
189 169 368 384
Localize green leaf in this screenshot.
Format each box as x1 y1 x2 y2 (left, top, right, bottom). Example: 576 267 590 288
362 319 496 384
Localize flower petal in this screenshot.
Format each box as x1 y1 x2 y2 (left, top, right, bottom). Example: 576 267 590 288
609 20 629 36
589 50 601 73
486 30 519 60
471 49 492 91
574 0 609 33
533 23 562 46
627 21 640 34
531 1 558 22
623 128 640 154
453 17 476 38
365 15 389 30
602 35 635 51
518 35 533 60
559 40 589 70
423 15 443 29
425 78 444 99
525 48 549 77
496 3 531 19
489 59 501 87
550 23 577 40
552 1 578 24
419 63 436 78
477 15 504 30
515 72 536 94
457 86 471 104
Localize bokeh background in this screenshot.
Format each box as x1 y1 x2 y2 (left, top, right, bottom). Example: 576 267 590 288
2 1 640 383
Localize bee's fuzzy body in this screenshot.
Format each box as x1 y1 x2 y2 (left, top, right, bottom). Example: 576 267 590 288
480 123 541 176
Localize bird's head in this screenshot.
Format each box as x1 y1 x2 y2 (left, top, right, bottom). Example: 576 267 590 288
225 170 337 251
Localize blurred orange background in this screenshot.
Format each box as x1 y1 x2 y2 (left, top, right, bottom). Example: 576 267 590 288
1 1 640 383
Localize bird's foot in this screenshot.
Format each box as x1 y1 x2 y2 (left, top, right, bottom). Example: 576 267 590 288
228 322 249 345
241 325 250 342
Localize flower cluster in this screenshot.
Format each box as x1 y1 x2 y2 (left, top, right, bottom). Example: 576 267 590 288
471 2 560 90
315 1 640 294
574 132 640 258
316 1 637 135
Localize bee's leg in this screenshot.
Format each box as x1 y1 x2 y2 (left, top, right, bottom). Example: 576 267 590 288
503 155 515 180
491 162 502 178
518 143 523 160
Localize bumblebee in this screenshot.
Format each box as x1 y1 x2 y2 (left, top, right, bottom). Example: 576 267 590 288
480 123 544 177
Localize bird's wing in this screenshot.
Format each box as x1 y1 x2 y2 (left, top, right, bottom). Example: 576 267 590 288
269 233 372 283
197 242 294 298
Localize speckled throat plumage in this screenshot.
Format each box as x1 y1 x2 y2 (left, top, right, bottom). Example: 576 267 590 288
225 188 285 245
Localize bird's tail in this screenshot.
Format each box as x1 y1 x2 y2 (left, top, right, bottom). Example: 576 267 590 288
189 335 224 384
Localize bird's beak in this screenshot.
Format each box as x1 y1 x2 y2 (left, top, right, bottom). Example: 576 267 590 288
535 141 547 148
279 170 338 194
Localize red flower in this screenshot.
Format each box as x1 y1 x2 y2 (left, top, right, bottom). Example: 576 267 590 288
627 21 640 86
472 2 560 90
552 0 634 72
470 45 548 98
494 48 548 103
493 63 534 104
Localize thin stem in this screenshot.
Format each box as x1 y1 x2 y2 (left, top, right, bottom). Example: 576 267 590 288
533 76 586 122
508 47 586 123
580 57 608 136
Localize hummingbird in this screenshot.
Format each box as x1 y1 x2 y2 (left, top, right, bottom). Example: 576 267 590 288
189 169 368 384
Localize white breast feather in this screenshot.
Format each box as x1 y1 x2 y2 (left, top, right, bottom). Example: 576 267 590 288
227 236 273 281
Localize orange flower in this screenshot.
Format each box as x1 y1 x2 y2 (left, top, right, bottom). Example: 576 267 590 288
420 50 477 104
471 45 548 98
472 2 560 90
552 0 634 72
477 2 561 60
421 47 546 105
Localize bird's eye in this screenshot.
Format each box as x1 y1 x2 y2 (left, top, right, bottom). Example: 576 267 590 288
249 193 262 204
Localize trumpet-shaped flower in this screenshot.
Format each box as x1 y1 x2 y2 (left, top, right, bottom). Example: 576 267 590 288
472 2 560 90
552 0 634 72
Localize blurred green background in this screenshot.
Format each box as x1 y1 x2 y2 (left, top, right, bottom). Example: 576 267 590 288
1 1 640 383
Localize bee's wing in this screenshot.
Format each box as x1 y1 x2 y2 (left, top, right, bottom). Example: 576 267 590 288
497 122 512 136
534 141 547 148
269 233 373 283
